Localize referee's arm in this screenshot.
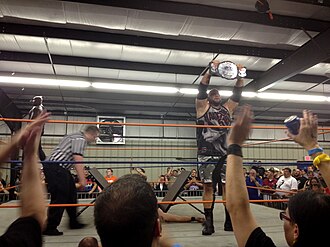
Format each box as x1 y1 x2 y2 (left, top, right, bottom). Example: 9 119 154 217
73 155 87 188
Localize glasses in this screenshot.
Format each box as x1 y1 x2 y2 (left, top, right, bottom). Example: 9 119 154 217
279 211 292 222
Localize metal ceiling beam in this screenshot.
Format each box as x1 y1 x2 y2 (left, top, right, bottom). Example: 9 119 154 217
245 28 330 91
1 51 328 84
14 101 195 114
61 0 330 32
0 22 291 59
0 51 204 75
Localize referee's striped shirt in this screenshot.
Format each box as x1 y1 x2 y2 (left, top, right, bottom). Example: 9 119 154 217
47 132 87 169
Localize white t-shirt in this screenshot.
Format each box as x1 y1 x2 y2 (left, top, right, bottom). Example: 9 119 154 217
276 176 298 197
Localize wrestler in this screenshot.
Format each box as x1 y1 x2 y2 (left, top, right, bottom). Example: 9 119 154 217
28 96 47 161
195 59 244 235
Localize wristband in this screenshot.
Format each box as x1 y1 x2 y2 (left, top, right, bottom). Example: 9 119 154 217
313 153 330 169
191 217 196 222
227 144 243 157
308 147 323 156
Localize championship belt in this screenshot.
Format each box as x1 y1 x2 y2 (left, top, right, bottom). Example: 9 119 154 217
209 61 247 80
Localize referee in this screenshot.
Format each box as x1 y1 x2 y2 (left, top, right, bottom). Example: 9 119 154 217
42 125 100 236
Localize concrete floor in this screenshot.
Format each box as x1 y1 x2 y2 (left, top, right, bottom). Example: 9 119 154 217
0 198 287 247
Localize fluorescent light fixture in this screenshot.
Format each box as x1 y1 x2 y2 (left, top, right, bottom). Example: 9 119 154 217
258 83 277 92
258 93 327 102
327 97 330 102
218 90 232 96
92 82 178 93
179 88 198 95
0 76 91 88
179 88 233 96
242 92 257 98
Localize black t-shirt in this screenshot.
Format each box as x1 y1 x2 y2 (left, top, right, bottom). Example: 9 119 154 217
246 227 276 247
0 217 42 247
296 176 308 190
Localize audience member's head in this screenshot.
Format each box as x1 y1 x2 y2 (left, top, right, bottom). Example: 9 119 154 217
286 190 330 245
78 237 99 247
94 174 160 247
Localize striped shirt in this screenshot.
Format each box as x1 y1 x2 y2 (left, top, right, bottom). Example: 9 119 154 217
47 132 87 169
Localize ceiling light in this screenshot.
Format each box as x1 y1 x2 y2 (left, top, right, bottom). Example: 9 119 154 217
258 93 327 102
242 92 257 98
179 88 198 95
92 82 178 93
218 90 232 96
0 76 91 88
258 83 277 92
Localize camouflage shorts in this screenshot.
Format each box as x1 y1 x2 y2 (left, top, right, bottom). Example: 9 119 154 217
197 156 227 184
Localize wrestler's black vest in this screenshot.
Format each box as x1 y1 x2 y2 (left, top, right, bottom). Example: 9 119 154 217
196 105 231 156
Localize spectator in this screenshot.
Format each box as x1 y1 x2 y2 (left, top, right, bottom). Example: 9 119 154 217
309 177 324 193
154 175 169 197
168 169 179 188
302 170 314 191
104 168 117 184
82 167 98 195
226 106 330 247
274 167 298 198
0 112 50 246
246 168 263 201
0 171 6 188
318 172 330 194
293 168 307 191
13 168 22 198
94 174 174 247
78 237 99 247
184 169 203 191
165 166 173 181
243 167 248 178
273 167 282 179
0 180 9 203
261 168 277 194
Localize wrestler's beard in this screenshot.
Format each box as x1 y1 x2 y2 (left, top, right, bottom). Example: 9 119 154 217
208 98 221 107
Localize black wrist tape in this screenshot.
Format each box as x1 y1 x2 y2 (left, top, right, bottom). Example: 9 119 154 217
227 144 243 157
197 83 208 99
230 86 243 102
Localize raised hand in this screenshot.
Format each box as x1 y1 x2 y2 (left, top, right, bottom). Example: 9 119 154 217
227 105 253 146
286 110 318 150
16 111 50 149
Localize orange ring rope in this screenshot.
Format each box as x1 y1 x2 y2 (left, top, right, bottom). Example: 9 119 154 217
246 185 297 194
245 130 330 147
45 146 197 151
0 185 19 192
1 117 330 130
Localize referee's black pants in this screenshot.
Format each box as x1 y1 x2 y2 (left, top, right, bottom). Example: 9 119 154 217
43 163 79 230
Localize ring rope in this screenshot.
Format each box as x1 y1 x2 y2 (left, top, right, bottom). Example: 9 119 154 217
6 160 301 166
245 130 330 147
1 117 330 130
0 199 289 208
0 185 18 192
